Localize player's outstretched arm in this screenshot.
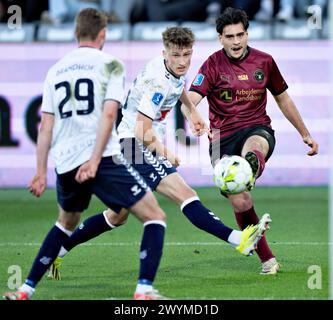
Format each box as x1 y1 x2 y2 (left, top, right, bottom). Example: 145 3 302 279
28 112 54 197
274 90 318 156
180 90 201 120
75 100 119 183
180 90 211 138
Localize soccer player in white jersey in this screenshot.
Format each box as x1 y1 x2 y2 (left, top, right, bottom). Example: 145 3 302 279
47 26 272 283
3 8 168 301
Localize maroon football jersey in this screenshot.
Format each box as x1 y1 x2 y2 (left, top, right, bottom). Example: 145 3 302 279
190 47 288 141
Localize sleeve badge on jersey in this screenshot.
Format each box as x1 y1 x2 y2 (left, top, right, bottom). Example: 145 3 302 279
152 92 164 106
192 73 205 86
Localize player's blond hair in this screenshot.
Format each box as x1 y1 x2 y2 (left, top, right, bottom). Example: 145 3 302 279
162 27 195 49
75 8 108 41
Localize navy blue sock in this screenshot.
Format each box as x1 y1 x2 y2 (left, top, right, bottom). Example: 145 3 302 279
26 224 70 287
138 222 165 283
181 198 233 242
63 213 113 252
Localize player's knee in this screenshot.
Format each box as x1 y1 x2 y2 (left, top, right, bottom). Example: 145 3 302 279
57 211 81 231
105 208 129 227
243 135 269 156
132 193 167 223
150 206 167 222
174 184 197 204
185 186 197 199
113 216 128 226
229 192 253 212
158 174 197 204
143 203 167 223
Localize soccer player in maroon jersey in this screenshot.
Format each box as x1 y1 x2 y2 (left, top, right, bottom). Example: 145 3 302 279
185 7 319 274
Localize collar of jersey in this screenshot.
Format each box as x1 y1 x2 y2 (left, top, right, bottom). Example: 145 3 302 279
163 60 181 79
78 45 98 50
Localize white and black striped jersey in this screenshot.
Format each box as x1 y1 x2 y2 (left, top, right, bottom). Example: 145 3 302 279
117 56 185 141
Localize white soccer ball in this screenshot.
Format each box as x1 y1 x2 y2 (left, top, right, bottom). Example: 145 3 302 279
213 155 254 195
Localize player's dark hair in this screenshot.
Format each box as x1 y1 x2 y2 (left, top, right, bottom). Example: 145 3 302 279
75 8 108 41
162 27 195 49
216 7 249 35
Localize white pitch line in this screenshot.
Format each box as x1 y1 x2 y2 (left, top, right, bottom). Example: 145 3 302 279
0 241 330 247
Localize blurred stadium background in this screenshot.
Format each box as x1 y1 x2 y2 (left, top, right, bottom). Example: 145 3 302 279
0 0 329 187
0 0 331 300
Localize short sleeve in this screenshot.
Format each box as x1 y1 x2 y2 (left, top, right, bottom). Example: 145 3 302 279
189 57 215 97
105 60 126 106
267 57 288 96
41 73 54 114
137 79 168 120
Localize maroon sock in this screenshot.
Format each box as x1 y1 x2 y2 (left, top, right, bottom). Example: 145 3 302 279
253 150 265 178
234 207 274 263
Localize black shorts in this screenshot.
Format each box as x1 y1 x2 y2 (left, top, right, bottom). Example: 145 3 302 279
56 154 149 213
120 138 177 190
209 125 276 166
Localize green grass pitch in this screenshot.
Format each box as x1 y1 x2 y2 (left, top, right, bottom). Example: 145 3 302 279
0 186 328 300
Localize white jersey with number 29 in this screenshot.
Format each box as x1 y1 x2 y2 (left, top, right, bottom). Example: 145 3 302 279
118 56 185 141
41 47 125 174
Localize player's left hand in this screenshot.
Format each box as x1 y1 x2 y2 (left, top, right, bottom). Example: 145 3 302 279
75 160 99 183
303 135 318 156
166 154 181 168
172 155 181 168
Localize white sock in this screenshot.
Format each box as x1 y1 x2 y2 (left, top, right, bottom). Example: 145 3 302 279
19 283 35 298
227 230 242 247
58 246 68 258
135 283 153 294
55 222 73 237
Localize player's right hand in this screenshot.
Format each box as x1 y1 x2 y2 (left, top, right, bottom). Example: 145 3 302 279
28 174 46 197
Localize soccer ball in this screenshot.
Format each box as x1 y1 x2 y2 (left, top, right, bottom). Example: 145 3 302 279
213 155 254 195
